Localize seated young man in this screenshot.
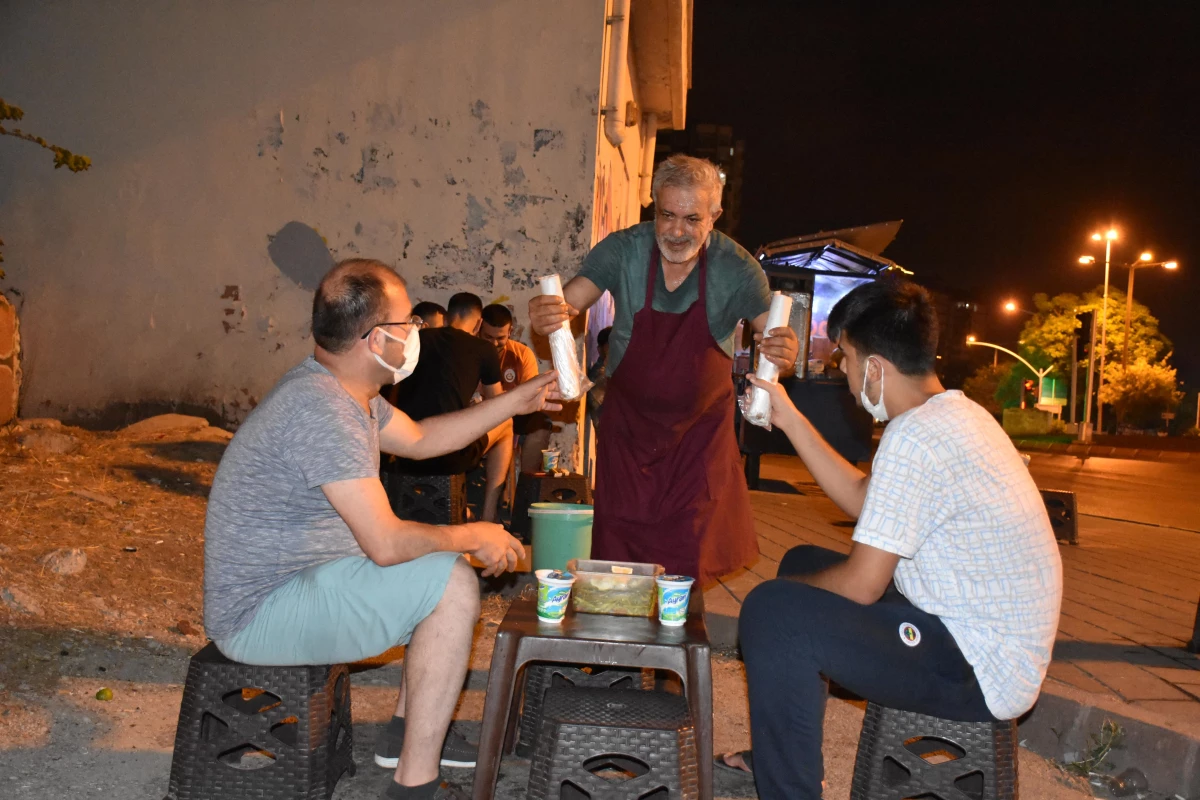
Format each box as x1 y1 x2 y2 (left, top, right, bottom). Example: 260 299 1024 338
478 303 552 473
732 280 1062 799
387 292 512 522
204 259 559 800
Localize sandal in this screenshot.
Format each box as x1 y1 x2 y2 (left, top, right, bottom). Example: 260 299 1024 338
714 749 754 776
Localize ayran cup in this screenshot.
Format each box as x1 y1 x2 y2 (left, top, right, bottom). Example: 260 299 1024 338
656 575 695 627
535 568 575 623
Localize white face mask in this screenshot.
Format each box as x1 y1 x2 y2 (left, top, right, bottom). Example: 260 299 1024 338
373 326 421 384
860 357 889 423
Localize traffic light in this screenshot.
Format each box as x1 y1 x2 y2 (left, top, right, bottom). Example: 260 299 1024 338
1023 379 1035 393
1075 311 1094 361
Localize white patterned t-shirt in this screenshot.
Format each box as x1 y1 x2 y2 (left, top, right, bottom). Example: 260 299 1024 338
853 390 1062 719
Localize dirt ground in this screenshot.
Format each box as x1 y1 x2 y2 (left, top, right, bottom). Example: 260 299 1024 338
0 418 224 698
0 417 1096 799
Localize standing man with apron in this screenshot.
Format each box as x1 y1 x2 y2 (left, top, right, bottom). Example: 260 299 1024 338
528 155 799 585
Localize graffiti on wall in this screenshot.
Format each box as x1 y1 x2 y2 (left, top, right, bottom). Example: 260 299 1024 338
592 159 624 243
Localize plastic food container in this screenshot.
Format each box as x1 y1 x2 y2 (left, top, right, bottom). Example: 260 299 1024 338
566 559 665 617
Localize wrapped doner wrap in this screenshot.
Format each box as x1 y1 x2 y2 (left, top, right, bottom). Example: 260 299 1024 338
741 291 793 428
540 274 594 402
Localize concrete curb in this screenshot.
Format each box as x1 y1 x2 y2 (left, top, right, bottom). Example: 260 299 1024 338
1020 685 1200 799
704 610 1200 798
1016 440 1200 463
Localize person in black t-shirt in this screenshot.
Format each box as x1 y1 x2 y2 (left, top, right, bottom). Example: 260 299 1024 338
387 293 513 522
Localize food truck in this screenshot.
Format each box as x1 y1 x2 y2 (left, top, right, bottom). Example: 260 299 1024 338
737 221 912 487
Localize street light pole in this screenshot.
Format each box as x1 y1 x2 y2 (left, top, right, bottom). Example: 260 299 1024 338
966 338 1054 403
1096 234 1113 434
1121 257 1179 367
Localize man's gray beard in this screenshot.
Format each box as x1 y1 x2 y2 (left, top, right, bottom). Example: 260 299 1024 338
656 235 702 265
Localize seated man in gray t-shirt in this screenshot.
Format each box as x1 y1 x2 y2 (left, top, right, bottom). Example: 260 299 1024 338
203 258 560 800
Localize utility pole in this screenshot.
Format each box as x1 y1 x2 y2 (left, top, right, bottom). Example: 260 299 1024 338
1081 313 1098 442
1069 333 1078 425
1096 235 1112 434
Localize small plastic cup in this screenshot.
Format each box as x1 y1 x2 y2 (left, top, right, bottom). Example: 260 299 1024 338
656 575 695 627
541 450 560 472
535 569 576 624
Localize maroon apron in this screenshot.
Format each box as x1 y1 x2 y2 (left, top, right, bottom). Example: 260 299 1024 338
592 244 758 586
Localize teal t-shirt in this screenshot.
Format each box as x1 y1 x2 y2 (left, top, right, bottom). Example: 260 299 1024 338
578 222 771 374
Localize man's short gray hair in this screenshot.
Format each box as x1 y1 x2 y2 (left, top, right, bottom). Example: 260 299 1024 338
651 154 724 215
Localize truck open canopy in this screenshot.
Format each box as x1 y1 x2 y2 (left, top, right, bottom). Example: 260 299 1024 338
755 220 911 277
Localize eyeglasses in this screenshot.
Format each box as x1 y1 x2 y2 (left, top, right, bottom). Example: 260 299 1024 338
360 318 424 339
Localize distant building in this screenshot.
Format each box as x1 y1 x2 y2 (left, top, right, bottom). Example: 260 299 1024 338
928 292 982 389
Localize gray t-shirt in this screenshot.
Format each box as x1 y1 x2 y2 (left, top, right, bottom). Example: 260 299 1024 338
203 356 394 639
577 222 772 374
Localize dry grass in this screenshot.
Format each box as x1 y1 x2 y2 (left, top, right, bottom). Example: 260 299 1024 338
0 422 227 684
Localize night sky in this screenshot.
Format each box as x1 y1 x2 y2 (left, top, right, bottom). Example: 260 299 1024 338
689 2 1200 383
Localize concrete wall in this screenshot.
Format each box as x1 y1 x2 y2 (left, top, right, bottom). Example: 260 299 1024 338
0 0 611 428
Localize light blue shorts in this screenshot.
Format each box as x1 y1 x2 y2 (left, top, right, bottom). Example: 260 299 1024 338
216 552 462 666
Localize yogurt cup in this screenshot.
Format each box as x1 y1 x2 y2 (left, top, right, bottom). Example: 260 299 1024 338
541 450 560 472
535 569 576 623
656 575 695 627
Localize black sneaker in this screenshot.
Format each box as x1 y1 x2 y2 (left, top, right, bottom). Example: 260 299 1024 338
374 717 478 769
380 779 470 800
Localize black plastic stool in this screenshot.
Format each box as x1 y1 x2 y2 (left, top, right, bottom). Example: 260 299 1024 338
515 664 653 757
1040 489 1078 544
381 471 466 525
850 703 1017 800
163 642 355 800
527 686 698 800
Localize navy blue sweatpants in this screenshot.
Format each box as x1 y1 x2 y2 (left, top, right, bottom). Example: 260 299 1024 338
739 545 996 799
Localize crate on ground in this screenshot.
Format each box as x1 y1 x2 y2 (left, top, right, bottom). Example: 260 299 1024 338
380 471 466 525
1040 488 1078 545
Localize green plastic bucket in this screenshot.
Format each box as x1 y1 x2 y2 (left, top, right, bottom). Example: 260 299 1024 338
528 503 594 572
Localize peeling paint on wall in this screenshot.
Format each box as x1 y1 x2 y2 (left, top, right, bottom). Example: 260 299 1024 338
2 1 610 427
353 145 398 191
257 113 284 157
533 129 563 153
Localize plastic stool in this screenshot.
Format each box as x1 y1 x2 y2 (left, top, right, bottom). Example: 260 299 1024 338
381 471 466 525
850 702 1017 800
1040 489 1078 544
515 664 654 757
163 642 355 800
527 686 699 800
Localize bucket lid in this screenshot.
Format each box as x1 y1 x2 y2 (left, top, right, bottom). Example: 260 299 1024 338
528 502 594 516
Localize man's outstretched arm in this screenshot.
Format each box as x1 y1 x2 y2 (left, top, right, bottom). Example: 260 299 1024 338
379 371 559 460
746 374 871 519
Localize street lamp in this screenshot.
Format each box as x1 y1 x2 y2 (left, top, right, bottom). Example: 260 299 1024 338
1078 228 1118 434
1002 300 1034 317
965 336 1054 405
1120 252 1180 367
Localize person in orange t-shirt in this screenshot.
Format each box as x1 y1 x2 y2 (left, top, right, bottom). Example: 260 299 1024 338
479 304 552 473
